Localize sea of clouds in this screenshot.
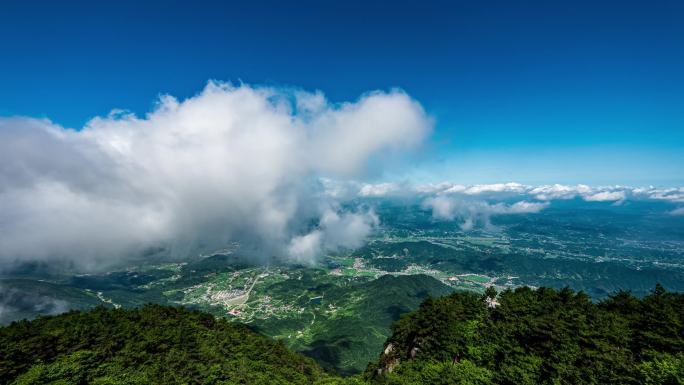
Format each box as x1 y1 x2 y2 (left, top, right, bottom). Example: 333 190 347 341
355 181 684 205
350 181 684 228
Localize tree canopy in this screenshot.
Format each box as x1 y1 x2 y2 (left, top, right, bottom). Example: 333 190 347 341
1 285 682 384
366 284 684 385
0 304 331 384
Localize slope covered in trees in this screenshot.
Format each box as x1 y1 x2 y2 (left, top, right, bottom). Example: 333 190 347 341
367 285 684 385
1 286 682 384
0 305 333 385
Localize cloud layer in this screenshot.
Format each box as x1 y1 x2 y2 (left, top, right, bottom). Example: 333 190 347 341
354 181 684 204
0 82 431 269
351 181 684 230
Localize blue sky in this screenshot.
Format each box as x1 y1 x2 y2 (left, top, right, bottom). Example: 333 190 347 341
1 0 683 185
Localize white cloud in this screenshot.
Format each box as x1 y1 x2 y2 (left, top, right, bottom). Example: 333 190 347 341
411 182 684 206
640 187 684 203
410 183 684 228
0 82 431 269
422 196 460 220
496 201 549 214
413 182 456 194
360 181 684 217
287 231 324 264
529 184 591 200
358 182 401 197
463 182 525 195
308 90 431 176
287 208 379 263
422 196 549 230
583 190 626 202
444 184 467 194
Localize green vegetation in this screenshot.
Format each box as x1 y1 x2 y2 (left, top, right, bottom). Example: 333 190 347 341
2 285 681 384
250 273 454 374
2 197 684 384
0 305 331 385
366 284 684 385
4 201 684 379
0 257 459 375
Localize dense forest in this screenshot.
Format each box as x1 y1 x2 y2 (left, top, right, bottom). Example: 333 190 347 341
367 284 684 385
1 285 682 384
0 305 333 385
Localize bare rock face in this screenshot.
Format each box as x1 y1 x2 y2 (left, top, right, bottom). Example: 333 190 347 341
376 336 425 375
485 296 500 308
386 358 400 373
409 346 419 358
377 342 401 374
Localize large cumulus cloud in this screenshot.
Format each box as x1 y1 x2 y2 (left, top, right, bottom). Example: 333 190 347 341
0 82 431 269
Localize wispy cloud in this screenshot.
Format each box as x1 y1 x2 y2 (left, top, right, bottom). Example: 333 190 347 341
0 284 71 324
421 196 549 230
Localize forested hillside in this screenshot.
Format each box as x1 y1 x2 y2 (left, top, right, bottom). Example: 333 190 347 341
367 285 684 385
0 305 333 385
1 286 682 385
